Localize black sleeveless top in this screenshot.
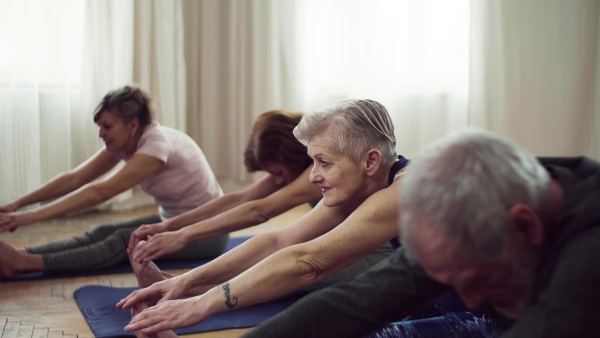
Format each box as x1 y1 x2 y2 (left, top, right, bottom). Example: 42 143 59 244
389 155 409 185
389 155 409 249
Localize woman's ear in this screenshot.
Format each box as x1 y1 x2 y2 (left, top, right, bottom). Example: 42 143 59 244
129 117 140 136
364 149 382 175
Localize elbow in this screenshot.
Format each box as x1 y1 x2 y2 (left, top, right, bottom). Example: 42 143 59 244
58 170 85 188
246 202 272 225
91 185 120 204
225 191 246 205
96 192 112 204
252 211 270 225
295 254 330 286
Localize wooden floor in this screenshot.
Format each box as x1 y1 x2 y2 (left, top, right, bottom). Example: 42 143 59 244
0 203 311 338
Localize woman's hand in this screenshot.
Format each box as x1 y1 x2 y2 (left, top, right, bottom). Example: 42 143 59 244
117 274 190 311
124 296 206 334
0 201 19 213
0 210 38 233
131 230 189 263
128 222 170 255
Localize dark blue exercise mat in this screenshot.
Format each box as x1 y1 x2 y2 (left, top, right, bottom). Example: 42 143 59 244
74 285 304 337
5 236 251 282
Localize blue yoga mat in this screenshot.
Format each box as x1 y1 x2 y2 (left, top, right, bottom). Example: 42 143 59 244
9 236 251 281
74 285 304 337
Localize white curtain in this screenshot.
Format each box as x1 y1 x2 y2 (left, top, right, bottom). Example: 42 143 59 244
181 0 469 184
3 0 599 204
80 0 187 156
292 0 470 158
0 0 136 206
181 0 599 183
0 0 85 204
76 0 135 164
0 0 186 206
469 0 600 160
134 0 187 131
182 0 298 182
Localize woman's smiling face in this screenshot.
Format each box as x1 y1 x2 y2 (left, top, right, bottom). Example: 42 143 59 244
96 109 136 153
307 134 366 208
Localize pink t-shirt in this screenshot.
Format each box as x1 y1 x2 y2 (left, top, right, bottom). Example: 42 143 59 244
107 122 223 219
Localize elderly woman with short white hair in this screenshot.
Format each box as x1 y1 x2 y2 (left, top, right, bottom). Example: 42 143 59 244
118 99 409 335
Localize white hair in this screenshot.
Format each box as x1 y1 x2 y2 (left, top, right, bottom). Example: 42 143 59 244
293 99 397 168
399 128 551 261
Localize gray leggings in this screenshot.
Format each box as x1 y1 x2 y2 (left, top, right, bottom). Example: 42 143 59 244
27 214 229 274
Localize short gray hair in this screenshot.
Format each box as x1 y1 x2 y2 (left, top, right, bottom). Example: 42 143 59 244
293 99 397 168
93 84 155 129
399 128 551 261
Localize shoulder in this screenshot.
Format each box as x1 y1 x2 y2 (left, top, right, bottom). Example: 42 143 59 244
548 157 600 235
151 124 200 150
134 122 171 162
139 122 168 144
527 226 600 336
539 157 600 184
137 122 196 152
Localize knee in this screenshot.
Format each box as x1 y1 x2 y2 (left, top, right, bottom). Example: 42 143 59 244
114 228 135 243
85 223 122 238
296 255 329 285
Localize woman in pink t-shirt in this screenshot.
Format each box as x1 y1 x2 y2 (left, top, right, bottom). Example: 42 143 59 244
0 87 323 279
0 85 229 277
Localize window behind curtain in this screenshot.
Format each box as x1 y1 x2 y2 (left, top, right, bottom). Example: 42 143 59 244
0 0 85 203
294 0 470 157
0 0 84 85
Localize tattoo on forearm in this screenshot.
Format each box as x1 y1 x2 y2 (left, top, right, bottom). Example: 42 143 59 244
222 281 238 308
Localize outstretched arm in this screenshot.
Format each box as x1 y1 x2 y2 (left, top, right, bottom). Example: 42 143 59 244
122 180 412 334
0 148 116 213
127 173 279 254
0 150 162 232
154 173 284 232
117 200 347 312
204 179 403 309
130 166 321 262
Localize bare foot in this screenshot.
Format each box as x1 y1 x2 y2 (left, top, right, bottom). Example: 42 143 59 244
0 241 44 278
131 301 179 338
129 241 173 288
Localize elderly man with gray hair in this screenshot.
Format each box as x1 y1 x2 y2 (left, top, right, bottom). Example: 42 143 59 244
243 129 600 338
